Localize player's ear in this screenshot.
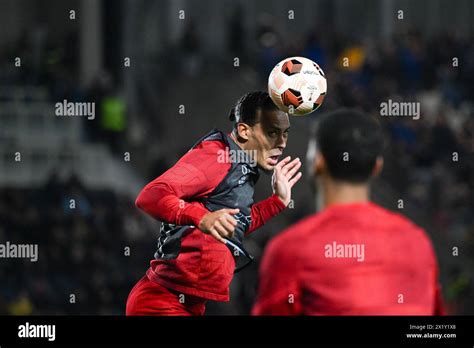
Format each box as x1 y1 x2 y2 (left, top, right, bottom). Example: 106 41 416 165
371 156 384 177
314 150 325 175
236 123 251 141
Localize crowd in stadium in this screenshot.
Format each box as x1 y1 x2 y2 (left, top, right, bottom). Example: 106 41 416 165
0 175 154 314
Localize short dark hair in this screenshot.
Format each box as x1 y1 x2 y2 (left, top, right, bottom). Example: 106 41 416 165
315 109 384 183
229 91 280 127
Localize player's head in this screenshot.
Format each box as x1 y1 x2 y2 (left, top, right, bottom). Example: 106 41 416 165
308 109 384 184
229 91 290 172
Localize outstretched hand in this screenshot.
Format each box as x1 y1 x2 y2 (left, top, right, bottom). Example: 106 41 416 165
272 156 303 207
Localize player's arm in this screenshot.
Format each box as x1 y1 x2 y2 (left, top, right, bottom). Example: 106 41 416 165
135 141 238 243
247 156 302 235
252 235 303 315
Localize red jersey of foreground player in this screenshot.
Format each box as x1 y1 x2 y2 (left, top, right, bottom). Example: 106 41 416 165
252 202 445 315
135 137 286 301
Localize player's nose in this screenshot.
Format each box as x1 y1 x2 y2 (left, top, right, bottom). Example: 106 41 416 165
277 135 287 150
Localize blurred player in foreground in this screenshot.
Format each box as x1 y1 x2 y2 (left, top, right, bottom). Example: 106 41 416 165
252 109 445 315
126 91 302 315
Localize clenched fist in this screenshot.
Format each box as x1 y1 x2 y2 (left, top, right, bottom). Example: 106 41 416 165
198 208 240 244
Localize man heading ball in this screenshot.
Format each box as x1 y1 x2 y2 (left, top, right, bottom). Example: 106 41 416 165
126 91 302 315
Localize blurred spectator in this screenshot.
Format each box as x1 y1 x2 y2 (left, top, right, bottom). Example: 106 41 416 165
228 6 246 59
99 92 127 154
179 19 202 76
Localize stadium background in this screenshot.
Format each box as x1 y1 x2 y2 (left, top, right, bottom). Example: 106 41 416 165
0 0 472 315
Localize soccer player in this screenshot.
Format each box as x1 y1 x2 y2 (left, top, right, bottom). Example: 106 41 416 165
126 91 302 315
252 109 445 315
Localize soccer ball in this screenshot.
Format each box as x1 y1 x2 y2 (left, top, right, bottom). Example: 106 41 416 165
268 56 327 116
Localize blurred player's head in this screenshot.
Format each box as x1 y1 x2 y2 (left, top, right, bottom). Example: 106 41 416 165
307 109 384 207
229 91 290 172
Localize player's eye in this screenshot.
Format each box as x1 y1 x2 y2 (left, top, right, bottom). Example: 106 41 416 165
268 131 278 137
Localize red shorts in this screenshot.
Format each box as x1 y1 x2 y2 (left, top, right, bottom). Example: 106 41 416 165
126 276 207 316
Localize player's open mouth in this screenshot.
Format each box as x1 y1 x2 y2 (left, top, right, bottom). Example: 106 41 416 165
268 155 280 166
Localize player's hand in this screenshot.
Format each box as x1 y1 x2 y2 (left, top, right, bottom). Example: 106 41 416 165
272 156 302 207
198 208 240 244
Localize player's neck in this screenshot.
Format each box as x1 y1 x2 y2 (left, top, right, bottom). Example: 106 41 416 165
322 177 370 208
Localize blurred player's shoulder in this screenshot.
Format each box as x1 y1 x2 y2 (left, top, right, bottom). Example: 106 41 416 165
266 201 431 255
361 202 431 242
264 207 331 256
374 203 437 256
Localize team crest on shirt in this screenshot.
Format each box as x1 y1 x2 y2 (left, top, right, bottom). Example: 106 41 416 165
238 164 258 185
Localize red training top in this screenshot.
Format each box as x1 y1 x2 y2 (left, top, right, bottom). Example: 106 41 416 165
252 202 445 315
136 137 286 301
